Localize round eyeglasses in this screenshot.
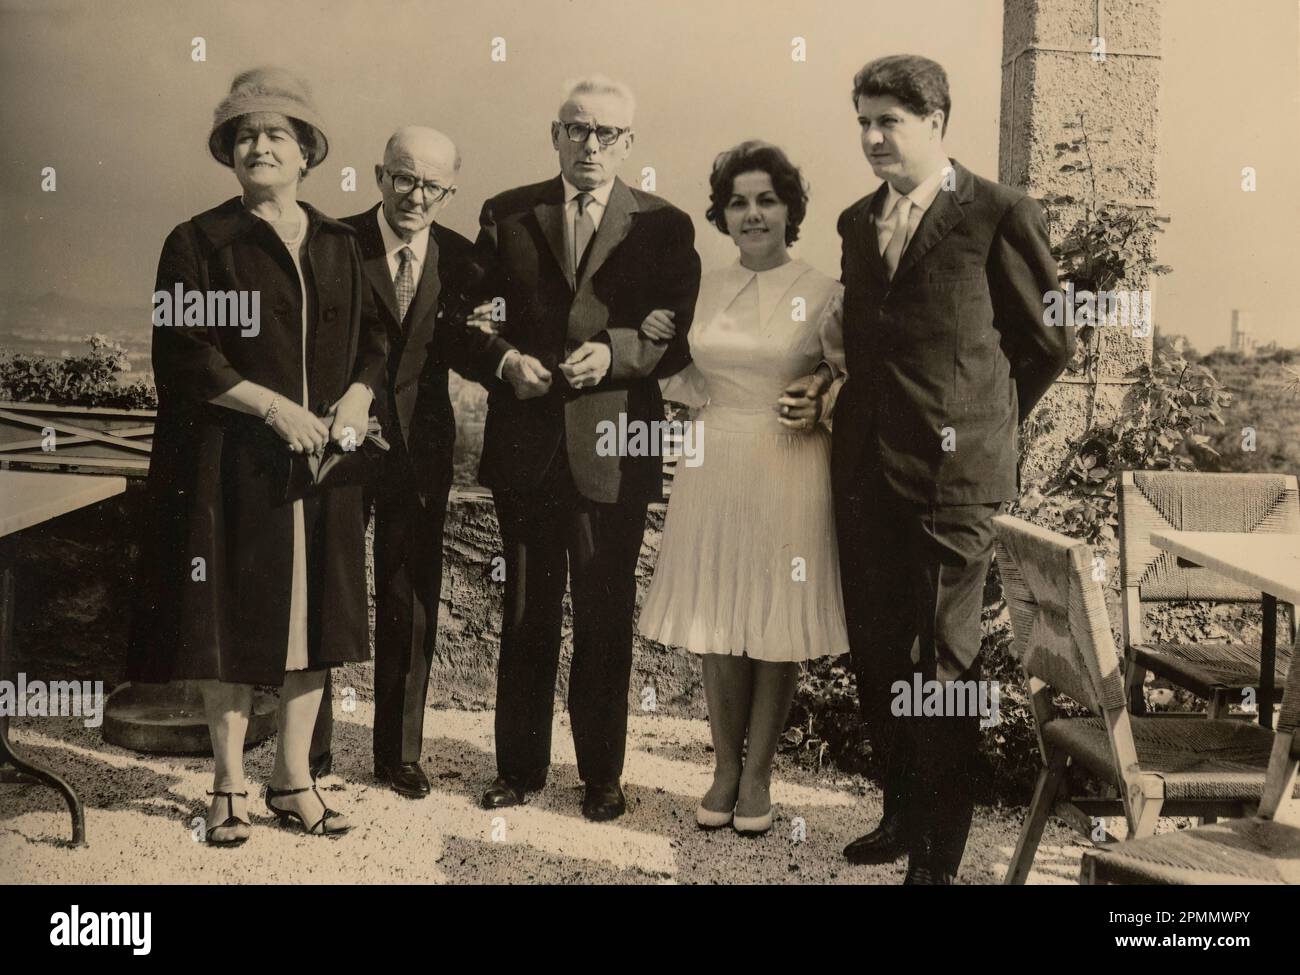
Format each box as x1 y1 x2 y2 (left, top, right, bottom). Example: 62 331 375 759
385 170 453 202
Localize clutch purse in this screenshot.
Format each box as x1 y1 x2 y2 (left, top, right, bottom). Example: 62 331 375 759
284 416 390 501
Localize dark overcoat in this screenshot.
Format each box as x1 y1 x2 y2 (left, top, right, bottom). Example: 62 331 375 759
129 197 387 685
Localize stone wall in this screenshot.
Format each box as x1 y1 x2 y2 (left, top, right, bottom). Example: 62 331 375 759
1000 0 1162 477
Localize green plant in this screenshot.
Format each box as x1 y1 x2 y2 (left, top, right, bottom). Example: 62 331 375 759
1041 113 1172 431
1017 111 1228 545
1015 336 1229 545
784 659 869 774
0 334 156 408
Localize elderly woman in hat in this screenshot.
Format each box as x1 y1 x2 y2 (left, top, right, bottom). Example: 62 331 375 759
129 67 386 844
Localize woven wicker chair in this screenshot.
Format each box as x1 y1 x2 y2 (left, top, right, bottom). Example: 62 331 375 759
992 515 1296 885
1079 628 1300 884
1119 471 1299 719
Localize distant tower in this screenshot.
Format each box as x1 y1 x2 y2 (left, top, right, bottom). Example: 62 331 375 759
1230 310 1256 356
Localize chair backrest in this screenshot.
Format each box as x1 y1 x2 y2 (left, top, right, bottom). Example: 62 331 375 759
1119 471 1300 603
1281 649 1300 751
993 515 1128 717
1260 623 1300 823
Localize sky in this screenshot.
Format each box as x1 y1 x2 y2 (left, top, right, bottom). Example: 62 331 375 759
1 0 1296 351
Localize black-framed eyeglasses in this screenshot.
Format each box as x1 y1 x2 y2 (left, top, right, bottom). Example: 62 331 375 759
385 170 453 202
555 121 631 147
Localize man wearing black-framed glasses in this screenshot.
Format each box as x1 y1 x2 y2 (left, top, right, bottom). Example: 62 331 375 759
554 120 633 148
384 169 454 203
454 76 701 822
311 126 498 798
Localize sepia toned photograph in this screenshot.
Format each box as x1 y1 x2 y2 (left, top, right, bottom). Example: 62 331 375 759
1 0 1298 929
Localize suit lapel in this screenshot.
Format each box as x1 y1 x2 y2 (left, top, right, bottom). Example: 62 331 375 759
356 205 402 328
578 177 637 289
892 161 969 282
533 177 570 288
394 227 442 390
860 187 890 286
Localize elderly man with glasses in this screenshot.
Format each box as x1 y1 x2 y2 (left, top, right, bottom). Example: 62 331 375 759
454 76 701 821
310 126 498 797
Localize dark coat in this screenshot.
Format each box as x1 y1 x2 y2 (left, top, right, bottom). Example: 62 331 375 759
832 159 1073 505
129 197 387 686
456 175 702 505
342 204 480 492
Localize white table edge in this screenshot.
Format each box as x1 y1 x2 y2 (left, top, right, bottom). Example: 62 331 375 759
1150 530 1300 605
0 471 129 539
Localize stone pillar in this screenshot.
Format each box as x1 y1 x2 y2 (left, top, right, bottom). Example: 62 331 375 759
1000 0 1162 479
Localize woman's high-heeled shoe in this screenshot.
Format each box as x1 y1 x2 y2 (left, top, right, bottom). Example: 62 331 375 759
205 789 251 846
696 804 734 829
265 783 352 837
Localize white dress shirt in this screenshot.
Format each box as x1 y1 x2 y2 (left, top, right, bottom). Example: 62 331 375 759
377 207 431 283
875 162 952 257
562 173 615 239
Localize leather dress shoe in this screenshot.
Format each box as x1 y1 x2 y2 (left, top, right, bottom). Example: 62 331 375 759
375 761 431 798
843 816 907 865
481 773 546 809
903 857 955 885
309 751 333 780
581 781 626 822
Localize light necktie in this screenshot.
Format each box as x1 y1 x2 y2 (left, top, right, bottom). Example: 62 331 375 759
573 192 595 282
882 196 913 280
395 246 416 322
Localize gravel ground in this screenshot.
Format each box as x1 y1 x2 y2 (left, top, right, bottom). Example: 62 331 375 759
1 704 1089 885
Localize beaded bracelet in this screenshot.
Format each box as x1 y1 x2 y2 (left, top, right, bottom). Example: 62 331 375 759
264 396 280 426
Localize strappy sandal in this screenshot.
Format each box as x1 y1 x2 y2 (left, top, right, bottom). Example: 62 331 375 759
205 789 251 846
265 783 352 837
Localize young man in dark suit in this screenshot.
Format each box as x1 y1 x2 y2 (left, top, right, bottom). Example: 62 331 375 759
458 77 701 821
823 55 1073 882
310 126 494 797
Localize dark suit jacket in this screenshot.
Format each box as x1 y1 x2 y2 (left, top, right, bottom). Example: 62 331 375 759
344 204 484 491
457 175 702 504
832 159 1073 505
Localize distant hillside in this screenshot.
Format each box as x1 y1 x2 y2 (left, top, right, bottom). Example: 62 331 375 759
0 292 493 485
0 291 149 372
1198 349 1300 475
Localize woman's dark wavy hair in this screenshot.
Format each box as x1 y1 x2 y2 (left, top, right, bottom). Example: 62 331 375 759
705 140 808 246
851 54 951 135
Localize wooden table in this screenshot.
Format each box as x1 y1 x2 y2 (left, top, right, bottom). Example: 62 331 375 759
1 470 127 846
1151 530 1300 729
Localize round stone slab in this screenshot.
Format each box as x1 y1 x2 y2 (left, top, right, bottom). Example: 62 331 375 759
102 681 276 754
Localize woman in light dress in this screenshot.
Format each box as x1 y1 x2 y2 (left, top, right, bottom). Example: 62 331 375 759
638 141 848 835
